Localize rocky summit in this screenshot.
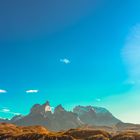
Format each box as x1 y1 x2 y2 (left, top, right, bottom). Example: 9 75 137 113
73 105 120 126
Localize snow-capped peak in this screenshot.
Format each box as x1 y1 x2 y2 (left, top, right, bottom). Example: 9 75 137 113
45 105 51 112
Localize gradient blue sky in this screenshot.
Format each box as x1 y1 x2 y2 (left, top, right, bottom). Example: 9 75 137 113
0 0 140 123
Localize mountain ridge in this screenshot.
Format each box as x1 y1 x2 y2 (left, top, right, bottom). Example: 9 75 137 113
0 101 121 131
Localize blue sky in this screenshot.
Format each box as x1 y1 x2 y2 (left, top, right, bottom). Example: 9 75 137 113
0 0 140 123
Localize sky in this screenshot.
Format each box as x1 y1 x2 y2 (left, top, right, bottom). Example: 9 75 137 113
0 0 140 123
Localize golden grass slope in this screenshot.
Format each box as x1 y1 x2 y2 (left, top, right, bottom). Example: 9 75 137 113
1 123 140 140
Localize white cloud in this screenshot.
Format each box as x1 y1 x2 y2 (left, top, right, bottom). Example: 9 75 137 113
0 89 7 94
26 90 39 93
12 112 21 115
2 109 10 112
60 58 70 64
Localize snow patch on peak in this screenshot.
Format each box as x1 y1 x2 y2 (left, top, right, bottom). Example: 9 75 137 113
45 105 51 112
93 106 109 114
73 106 95 116
73 105 111 116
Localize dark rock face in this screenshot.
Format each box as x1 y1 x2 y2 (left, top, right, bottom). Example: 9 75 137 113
73 106 120 126
51 105 82 131
13 103 53 129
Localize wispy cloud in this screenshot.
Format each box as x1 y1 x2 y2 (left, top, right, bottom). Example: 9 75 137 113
123 80 136 85
0 108 20 116
0 89 7 94
26 90 39 93
110 24 140 123
2 109 10 112
122 24 140 88
11 112 21 115
60 58 70 64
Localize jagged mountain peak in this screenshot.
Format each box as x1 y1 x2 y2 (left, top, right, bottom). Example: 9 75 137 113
54 104 65 113
43 101 52 112
30 104 41 114
43 101 50 106
30 101 52 115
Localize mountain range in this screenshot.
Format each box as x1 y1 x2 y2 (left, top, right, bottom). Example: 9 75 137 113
0 101 121 131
